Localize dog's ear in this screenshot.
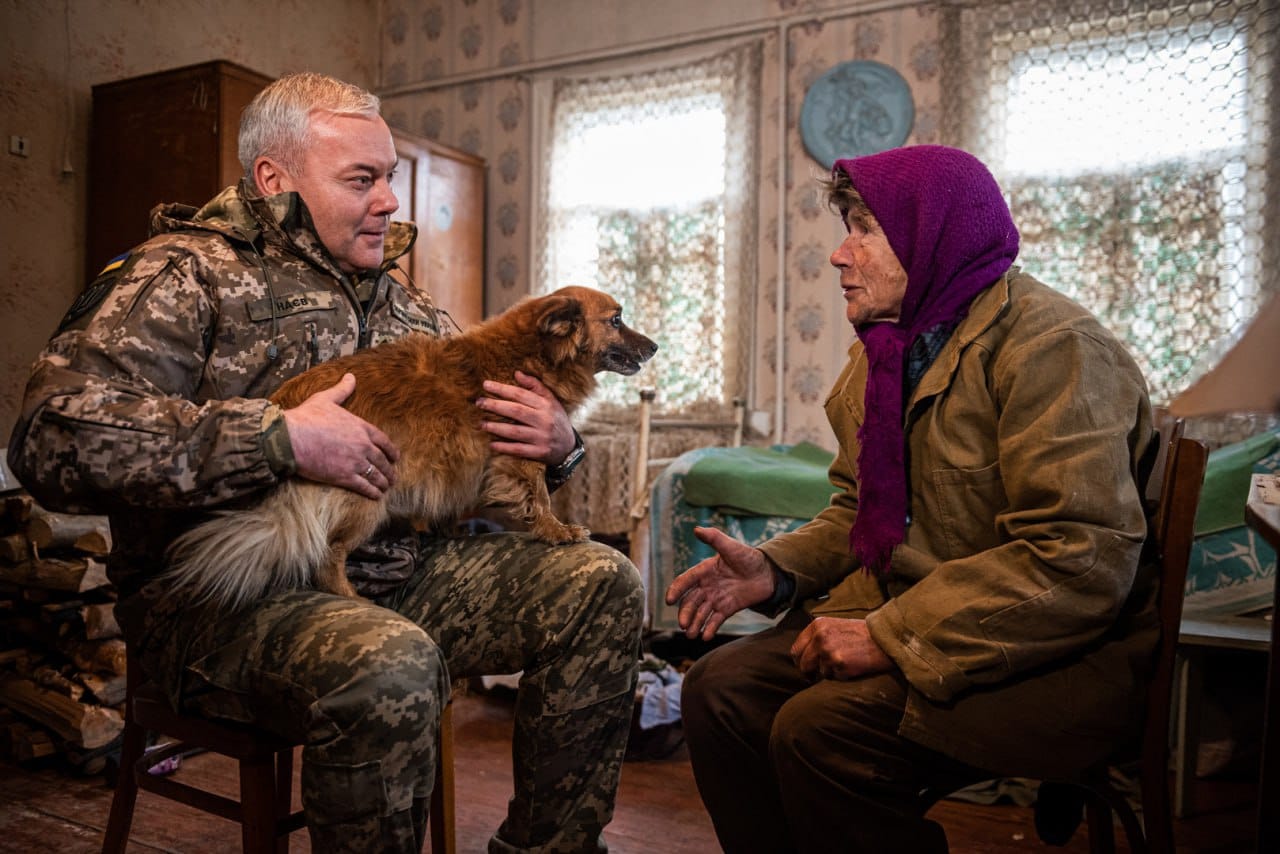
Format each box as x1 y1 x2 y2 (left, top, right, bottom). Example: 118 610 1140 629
536 295 583 339
535 295 585 368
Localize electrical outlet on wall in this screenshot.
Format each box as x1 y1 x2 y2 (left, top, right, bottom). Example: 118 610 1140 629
9 136 30 157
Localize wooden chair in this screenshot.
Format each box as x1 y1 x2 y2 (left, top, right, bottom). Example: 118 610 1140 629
1053 426 1208 854
101 654 456 853
930 424 1208 853
628 388 746 569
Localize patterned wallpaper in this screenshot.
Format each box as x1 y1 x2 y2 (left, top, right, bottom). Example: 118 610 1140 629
379 0 534 320
770 5 942 448
378 0 942 449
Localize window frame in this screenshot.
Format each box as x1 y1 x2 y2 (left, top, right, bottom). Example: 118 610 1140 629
941 0 1278 404
529 41 761 420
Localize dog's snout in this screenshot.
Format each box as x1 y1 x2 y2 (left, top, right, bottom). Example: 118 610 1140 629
634 331 658 361
617 319 657 360
600 323 659 376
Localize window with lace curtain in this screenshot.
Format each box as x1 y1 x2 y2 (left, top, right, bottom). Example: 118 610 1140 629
942 0 1278 404
534 43 760 419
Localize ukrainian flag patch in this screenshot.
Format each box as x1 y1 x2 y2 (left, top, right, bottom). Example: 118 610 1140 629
98 252 129 276
57 252 133 333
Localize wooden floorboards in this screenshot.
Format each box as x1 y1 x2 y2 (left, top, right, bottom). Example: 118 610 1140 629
0 687 1259 852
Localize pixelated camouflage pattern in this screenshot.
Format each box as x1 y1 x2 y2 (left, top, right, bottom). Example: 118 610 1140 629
392 533 643 853
165 589 447 852
7 180 439 603
8 180 643 852
133 533 642 853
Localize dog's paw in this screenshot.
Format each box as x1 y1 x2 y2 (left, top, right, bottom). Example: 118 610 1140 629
563 524 591 543
533 521 591 545
315 569 362 600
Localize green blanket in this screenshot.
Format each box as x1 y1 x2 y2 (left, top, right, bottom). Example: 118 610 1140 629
1194 428 1280 536
682 442 838 519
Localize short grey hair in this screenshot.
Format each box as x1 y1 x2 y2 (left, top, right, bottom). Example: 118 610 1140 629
820 168 875 232
238 72 382 181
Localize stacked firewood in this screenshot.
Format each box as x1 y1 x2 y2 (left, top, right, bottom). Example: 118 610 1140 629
0 491 125 774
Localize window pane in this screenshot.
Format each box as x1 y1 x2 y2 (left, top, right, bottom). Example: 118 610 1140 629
943 0 1276 405
550 105 726 209
537 45 759 417
1004 31 1247 176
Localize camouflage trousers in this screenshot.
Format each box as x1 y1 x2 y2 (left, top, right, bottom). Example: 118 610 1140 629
137 533 644 853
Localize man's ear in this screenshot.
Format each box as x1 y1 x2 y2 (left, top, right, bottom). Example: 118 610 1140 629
253 157 292 196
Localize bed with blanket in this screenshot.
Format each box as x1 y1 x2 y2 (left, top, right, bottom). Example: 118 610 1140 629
1182 426 1280 619
642 427 1279 634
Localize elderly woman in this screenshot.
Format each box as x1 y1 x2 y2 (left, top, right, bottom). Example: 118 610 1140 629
666 145 1155 853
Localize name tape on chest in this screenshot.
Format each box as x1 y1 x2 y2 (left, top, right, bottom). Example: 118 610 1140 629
390 299 440 334
246 291 338 322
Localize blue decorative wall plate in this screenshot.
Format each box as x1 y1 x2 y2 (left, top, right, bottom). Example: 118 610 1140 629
799 60 915 168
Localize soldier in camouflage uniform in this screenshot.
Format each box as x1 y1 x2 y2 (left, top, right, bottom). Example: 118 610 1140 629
7 72 643 853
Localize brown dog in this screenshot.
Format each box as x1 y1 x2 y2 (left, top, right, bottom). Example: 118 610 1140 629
164 286 657 609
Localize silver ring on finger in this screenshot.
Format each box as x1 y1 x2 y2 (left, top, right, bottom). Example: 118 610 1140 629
362 463 375 479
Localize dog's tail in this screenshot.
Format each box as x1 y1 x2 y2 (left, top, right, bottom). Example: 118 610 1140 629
163 481 332 611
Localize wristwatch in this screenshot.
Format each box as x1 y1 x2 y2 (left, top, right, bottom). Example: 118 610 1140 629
545 429 585 491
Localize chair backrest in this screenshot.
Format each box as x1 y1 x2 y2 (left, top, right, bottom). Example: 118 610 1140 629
630 388 746 512
1137 424 1209 849
1141 417 1184 524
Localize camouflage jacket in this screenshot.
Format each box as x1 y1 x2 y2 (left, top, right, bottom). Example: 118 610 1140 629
7 181 443 614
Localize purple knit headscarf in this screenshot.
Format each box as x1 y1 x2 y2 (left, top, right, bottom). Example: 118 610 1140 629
834 145 1020 574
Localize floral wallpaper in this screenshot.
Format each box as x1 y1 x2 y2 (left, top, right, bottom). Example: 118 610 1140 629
770 5 942 447
378 0 942 449
380 0 534 318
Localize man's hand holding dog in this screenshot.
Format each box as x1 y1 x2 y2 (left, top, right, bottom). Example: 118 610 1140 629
477 370 576 465
283 372 400 500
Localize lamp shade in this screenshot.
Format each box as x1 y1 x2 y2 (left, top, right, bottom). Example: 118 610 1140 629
1170 293 1280 417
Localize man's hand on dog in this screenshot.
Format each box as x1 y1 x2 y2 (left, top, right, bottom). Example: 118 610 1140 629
476 370 576 465
283 372 400 500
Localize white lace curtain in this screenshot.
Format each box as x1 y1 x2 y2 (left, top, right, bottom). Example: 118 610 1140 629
940 0 1278 404
535 41 761 421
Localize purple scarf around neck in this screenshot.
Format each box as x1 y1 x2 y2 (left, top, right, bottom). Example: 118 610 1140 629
834 145 1020 574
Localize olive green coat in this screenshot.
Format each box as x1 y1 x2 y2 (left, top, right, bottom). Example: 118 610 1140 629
760 269 1157 777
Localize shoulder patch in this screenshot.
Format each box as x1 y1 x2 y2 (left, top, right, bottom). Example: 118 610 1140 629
97 253 129 276
57 252 132 333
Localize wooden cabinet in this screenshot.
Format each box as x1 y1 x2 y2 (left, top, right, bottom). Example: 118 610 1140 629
86 64 487 330
389 128 486 330
86 61 271 280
